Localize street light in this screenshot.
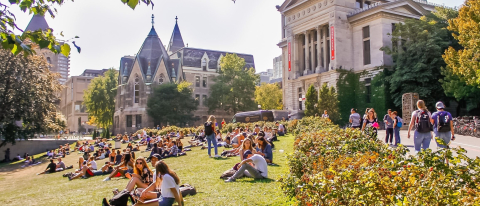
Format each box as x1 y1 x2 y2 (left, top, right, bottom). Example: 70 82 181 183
258 105 261 109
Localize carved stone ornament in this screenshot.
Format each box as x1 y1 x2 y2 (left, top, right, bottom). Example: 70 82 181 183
302 10 305 15
313 5 316 11
324 0 327 6
297 13 300 18
318 3 322 8
292 15 295 20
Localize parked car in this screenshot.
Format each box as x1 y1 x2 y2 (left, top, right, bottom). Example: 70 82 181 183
232 110 274 123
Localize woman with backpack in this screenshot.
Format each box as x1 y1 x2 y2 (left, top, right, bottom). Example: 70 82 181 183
407 100 433 154
392 111 402 146
205 115 220 158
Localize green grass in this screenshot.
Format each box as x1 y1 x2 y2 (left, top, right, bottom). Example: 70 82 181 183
0 135 296 206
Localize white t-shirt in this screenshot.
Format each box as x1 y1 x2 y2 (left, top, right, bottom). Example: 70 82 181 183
89 160 97 170
249 154 268 178
160 174 180 198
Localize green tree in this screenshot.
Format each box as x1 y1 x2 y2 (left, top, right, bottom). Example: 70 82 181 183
304 85 318 117
440 66 480 112
255 83 283 110
336 69 366 126
381 8 458 109
0 49 64 146
147 82 198 126
0 0 154 56
84 68 118 129
318 84 340 123
444 0 480 87
207 53 258 114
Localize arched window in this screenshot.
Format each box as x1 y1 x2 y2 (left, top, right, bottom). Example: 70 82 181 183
134 75 140 103
159 74 164 85
201 58 207 71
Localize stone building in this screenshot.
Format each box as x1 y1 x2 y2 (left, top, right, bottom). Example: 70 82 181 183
59 69 111 134
276 0 440 112
272 55 283 79
25 15 70 85
113 16 255 134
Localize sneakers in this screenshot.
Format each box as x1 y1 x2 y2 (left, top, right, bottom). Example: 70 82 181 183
224 178 236 183
214 155 221 158
103 177 111 181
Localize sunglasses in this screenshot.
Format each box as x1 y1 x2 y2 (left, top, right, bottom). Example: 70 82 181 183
136 161 143 165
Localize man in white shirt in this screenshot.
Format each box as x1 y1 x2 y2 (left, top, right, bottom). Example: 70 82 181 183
225 150 268 182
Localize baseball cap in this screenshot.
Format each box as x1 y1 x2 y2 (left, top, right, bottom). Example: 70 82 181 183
243 150 253 159
436 101 445 109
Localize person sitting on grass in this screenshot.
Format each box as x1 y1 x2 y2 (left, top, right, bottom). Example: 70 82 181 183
38 157 69 175
69 157 98 180
133 160 183 206
176 139 183 152
103 153 134 181
133 154 162 201
225 150 268 182
115 157 153 194
255 137 273 164
162 141 178 158
38 159 57 175
115 150 123 165
127 143 134 151
132 144 141 152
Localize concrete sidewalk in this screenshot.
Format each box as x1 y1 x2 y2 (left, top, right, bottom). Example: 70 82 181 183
377 130 480 159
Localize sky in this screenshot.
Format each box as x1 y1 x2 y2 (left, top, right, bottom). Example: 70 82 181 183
10 0 464 76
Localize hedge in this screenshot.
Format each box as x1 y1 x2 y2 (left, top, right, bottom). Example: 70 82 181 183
280 117 480 205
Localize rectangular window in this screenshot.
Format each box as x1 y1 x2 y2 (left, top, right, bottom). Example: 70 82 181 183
203 77 207 87
326 40 330 70
202 95 207 106
363 26 371 65
365 78 372 103
195 94 200 106
126 115 132 128
195 76 200 87
136 115 142 128
298 93 303 110
134 84 140 103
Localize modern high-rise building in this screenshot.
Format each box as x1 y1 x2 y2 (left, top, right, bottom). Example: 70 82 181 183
25 14 70 84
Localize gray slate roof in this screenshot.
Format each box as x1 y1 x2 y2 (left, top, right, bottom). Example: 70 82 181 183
120 56 135 77
25 14 50 32
136 26 171 80
181 47 255 70
167 21 185 53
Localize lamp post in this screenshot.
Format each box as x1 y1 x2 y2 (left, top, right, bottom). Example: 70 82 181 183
258 104 261 110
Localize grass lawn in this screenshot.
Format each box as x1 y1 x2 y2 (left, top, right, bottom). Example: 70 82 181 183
0 134 296 206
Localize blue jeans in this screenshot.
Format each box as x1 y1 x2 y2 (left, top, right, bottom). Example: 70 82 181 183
385 128 394 143
394 127 401 145
158 197 175 206
434 131 451 148
414 131 432 152
206 133 217 156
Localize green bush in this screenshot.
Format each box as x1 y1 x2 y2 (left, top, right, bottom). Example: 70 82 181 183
280 118 480 205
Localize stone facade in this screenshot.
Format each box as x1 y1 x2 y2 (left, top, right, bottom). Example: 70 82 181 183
113 17 255 135
277 0 438 113
59 69 111 134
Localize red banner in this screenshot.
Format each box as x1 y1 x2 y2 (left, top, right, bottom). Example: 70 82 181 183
288 42 291 72
330 26 335 60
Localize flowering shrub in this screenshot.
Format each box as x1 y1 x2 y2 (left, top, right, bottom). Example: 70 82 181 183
281 118 480 205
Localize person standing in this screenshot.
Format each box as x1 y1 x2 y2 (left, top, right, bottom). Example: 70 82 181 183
407 100 433 154
362 109 378 138
431 101 454 148
392 111 402 146
349 108 361 129
4 148 10 162
205 115 220 158
384 109 394 145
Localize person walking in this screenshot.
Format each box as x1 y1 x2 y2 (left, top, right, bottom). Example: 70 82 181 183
431 101 454 149
392 111 402 146
407 100 433 154
349 108 361 129
384 109 394 145
205 115 220 158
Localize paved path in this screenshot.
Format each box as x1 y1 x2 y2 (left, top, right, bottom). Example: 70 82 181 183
377 130 480 159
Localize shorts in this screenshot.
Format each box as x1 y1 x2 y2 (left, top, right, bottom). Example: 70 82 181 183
159 197 175 206
434 131 451 148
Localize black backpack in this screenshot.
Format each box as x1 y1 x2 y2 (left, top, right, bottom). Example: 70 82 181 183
107 189 133 206
415 110 433 133
204 122 213 136
437 111 451 132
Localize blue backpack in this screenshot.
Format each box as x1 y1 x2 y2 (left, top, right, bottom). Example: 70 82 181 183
396 116 403 128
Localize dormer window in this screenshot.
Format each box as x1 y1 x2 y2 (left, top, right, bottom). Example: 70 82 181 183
202 58 207 71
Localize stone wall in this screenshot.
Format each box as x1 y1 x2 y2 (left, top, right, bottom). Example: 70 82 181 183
3 139 77 158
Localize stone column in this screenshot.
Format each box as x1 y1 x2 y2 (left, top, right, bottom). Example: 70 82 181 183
310 29 315 72
316 26 321 73
323 26 328 70
293 34 299 78
304 31 309 72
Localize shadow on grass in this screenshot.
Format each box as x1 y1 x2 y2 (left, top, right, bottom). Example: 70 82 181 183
238 178 276 183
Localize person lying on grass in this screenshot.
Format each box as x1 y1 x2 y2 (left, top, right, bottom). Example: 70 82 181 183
133 160 183 206
225 150 268 182
113 157 153 194
103 152 134 181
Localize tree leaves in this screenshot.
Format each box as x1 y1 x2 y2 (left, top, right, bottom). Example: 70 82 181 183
83 69 118 129
255 83 283 110
60 43 70 57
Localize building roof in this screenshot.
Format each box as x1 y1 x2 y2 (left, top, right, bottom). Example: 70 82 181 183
80 69 110 77
136 25 171 80
25 14 50 32
167 17 185 53
180 47 255 70
120 56 135 77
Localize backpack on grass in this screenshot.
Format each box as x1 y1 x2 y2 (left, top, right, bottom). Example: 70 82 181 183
106 189 133 206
